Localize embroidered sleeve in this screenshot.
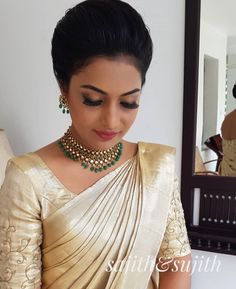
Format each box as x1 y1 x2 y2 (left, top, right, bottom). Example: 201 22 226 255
157 176 191 259
0 160 42 289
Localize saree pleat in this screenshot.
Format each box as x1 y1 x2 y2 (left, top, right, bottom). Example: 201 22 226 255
38 142 176 289
41 154 143 288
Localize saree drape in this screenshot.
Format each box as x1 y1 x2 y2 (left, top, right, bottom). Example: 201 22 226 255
219 139 236 176
0 141 190 289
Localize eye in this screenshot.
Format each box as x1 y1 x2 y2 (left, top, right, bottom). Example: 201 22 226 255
82 95 103 106
120 102 139 109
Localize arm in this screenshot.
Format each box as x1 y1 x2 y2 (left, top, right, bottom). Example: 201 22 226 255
159 254 191 289
0 160 42 289
156 176 191 289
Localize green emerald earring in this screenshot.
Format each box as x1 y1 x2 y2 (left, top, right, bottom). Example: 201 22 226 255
59 94 70 114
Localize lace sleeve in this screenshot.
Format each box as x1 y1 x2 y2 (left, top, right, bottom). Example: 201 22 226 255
0 160 42 289
157 176 191 259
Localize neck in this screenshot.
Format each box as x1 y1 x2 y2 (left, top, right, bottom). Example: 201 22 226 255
57 126 124 173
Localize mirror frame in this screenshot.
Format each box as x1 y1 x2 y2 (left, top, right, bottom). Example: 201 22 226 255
181 0 236 255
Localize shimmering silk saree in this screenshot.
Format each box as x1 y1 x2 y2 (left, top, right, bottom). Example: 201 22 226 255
0 142 190 289
219 139 236 176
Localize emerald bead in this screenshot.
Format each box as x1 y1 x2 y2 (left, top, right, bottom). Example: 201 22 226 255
62 109 65 113
57 133 124 174
59 104 62 109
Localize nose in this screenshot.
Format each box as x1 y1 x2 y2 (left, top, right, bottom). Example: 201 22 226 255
101 102 120 130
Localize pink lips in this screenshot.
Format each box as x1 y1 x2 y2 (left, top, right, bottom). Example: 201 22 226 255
94 130 119 140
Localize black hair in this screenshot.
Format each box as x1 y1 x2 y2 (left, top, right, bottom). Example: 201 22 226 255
233 83 236 99
51 0 153 92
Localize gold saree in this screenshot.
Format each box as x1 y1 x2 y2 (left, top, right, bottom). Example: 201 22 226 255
219 139 236 176
0 141 190 289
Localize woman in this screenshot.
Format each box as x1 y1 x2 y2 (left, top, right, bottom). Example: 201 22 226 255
0 0 191 288
220 83 236 176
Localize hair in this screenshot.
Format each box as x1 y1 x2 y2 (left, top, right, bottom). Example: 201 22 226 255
51 0 153 92
233 83 236 99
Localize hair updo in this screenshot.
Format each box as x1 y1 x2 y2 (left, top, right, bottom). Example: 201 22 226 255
233 83 236 99
51 0 153 92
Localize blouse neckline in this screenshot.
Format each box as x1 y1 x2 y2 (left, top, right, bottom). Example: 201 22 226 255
26 142 140 196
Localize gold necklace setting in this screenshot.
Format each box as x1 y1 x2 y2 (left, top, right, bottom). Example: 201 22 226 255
57 127 123 173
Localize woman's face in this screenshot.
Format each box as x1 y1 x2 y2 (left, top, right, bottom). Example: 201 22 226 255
62 56 142 150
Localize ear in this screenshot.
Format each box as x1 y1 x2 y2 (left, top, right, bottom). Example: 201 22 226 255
56 78 69 97
59 84 69 97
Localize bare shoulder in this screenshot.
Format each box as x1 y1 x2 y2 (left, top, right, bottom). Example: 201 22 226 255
33 140 68 169
223 109 236 122
221 109 236 139
34 140 62 160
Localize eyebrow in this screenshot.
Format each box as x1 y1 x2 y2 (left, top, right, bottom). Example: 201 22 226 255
80 84 141 96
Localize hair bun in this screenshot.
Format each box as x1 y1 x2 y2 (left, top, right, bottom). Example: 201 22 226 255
233 83 236 99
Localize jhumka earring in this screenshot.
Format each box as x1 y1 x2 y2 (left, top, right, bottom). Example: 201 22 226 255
59 95 70 114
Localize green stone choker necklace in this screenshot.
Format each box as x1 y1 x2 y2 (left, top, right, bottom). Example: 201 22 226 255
57 127 123 173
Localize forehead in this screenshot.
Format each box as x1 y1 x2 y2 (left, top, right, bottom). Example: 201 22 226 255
72 56 142 86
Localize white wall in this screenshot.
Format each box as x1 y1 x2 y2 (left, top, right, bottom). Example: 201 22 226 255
226 54 236 114
196 21 227 169
0 1 235 288
0 0 185 174
197 21 227 149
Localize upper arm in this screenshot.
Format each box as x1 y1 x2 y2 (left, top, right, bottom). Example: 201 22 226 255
0 160 42 289
157 176 191 261
149 177 191 289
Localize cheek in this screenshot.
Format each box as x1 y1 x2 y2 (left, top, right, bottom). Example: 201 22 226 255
77 111 98 125
122 110 139 126
70 102 98 123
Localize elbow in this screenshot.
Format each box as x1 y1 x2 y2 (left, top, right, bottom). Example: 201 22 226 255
158 254 192 289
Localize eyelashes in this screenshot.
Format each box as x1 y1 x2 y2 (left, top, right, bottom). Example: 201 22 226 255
82 96 139 109
120 102 139 109
82 97 103 106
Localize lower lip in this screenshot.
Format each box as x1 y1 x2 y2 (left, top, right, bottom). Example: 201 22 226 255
95 131 118 140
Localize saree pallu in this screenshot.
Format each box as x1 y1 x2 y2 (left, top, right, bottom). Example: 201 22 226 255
0 142 191 289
